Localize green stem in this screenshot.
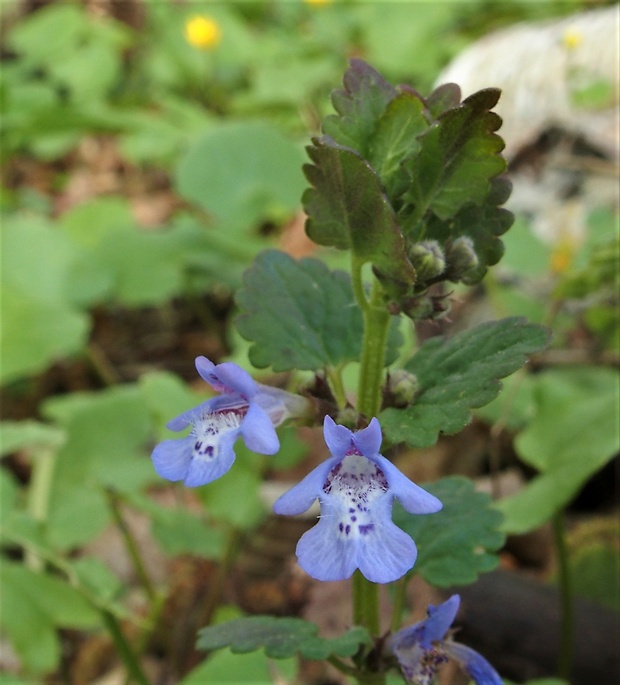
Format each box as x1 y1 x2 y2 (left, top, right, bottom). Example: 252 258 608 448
327 366 347 408
352 570 380 635
389 576 408 633
168 526 243 676
357 280 390 420
100 609 150 685
86 342 121 386
25 446 57 571
351 269 391 685
105 489 157 604
135 592 167 656
352 575 385 685
353 570 364 627
552 512 573 681
351 255 371 315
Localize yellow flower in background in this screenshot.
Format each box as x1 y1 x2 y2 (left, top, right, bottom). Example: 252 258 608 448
550 239 577 275
304 0 332 6
185 15 221 50
562 26 583 51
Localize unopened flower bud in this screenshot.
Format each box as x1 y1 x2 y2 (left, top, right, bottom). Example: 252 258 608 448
386 369 419 406
336 406 361 430
409 241 446 283
445 236 479 281
403 293 451 321
403 294 434 320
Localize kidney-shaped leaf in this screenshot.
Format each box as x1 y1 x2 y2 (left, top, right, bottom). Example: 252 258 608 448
176 121 306 226
497 368 620 533
235 250 363 371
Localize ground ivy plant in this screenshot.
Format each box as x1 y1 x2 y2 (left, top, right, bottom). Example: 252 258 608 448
150 59 550 685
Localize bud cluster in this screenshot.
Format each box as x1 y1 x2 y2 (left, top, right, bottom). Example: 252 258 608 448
389 234 481 321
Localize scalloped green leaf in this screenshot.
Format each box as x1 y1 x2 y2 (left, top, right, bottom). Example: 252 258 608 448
175 121 306 227
180 649 297 685
322 58 397 158
1 215 90 384
125 491 226 559
380 318 551 447
303 139 415 290
394 476 505 587
235 250 402 371
1 287 89 386
235 250 362 371
424 82 462 119
401 88 507 235
196 616 369 660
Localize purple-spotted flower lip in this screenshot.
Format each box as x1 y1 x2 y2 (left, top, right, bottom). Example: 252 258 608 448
273 416 442 584
388 595 503 685
151 356 309 488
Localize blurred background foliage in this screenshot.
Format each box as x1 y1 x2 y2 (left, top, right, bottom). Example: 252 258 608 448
0 1 618 683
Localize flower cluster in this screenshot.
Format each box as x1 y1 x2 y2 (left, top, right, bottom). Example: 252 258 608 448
387 595 502 685
151 357 503 681
151 358 441 583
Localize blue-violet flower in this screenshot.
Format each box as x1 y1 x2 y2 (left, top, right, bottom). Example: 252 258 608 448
387 594 502 685
273 416 442 583
151 356 309 487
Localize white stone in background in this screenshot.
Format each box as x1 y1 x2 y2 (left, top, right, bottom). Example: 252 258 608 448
437 7 619 247
436 6 619 161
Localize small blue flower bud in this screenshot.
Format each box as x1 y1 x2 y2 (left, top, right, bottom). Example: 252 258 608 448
445 236 479 282
409 240 447 282
403 294 434 320
403 293 451 321
336 406 361 429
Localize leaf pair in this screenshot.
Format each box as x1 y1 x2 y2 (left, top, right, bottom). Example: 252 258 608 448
236 252 550 446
